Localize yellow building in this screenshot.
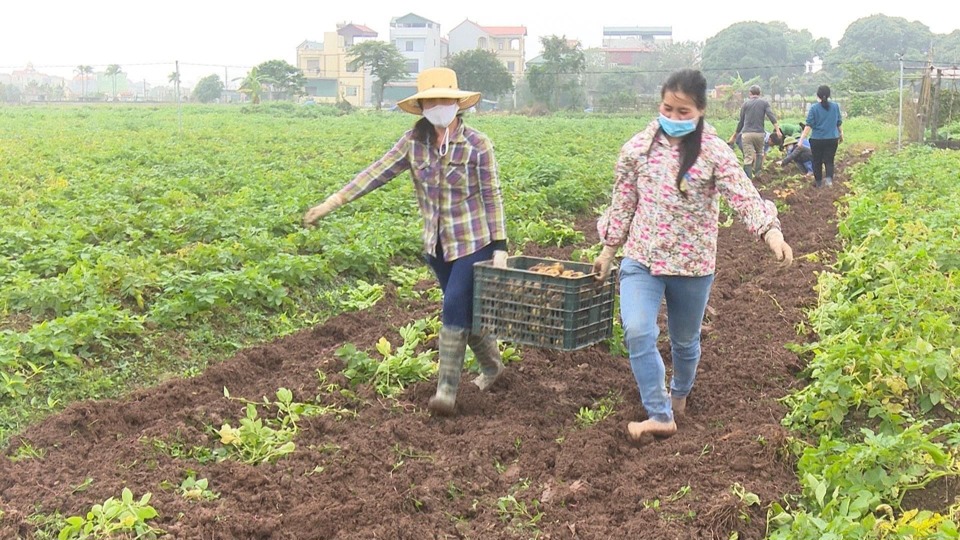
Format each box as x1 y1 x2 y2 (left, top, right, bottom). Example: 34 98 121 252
296 23 378 107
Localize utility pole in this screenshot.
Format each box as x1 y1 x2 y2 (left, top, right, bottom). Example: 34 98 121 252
175 60 182 134
930 67 942 142
897 53 904 150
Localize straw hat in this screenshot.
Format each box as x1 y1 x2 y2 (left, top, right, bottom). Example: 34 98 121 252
782 136 798 147
396 67 481 115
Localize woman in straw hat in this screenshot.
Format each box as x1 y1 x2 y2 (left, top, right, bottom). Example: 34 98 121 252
303 67 508 416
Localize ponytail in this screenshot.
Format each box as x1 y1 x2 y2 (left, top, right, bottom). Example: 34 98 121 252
413 117 436 145
817 85 831 110
676 118 705 195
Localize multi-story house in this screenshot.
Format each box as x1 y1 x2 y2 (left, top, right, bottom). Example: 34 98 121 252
389 13 445 76
599 26 672 67
296 23 379 107
448 20 527 80
382 13 445 104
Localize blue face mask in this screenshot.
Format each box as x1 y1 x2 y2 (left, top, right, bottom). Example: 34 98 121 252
658 114 698 137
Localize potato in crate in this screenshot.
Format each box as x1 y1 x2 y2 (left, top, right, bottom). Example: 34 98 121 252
472 256 617 351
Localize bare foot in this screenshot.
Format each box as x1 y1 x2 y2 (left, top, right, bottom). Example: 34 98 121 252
627 419 677 442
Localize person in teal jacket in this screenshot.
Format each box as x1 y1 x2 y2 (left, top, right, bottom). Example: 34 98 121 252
798 86 844 187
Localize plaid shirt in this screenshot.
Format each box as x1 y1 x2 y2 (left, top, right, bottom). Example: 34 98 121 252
339 121 507 262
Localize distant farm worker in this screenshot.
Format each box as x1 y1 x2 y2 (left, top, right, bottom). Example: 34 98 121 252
777 122 803 143
798 85 843 187
764 121 802 152
733 130 780 167
777 137 814 177
303 67 508 416
593 69 794 443
727 85 782 180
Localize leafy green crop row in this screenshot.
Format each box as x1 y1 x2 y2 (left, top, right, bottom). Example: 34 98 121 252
0 106 640 445
774 146 960 539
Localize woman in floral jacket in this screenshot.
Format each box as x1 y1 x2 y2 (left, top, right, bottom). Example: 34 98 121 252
592 69 794 442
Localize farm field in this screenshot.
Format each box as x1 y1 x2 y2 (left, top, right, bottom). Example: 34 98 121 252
2 106 957 539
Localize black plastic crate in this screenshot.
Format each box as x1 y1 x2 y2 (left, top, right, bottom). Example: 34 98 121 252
472 256 617 351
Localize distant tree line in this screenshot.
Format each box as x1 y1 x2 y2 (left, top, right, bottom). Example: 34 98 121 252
7 14 957 115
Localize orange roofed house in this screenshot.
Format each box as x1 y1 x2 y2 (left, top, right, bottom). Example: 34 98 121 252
448 19 527 81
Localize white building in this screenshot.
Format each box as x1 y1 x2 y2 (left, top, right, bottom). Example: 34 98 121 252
389 13 445 76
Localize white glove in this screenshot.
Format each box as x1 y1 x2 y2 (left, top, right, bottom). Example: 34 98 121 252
764 229 793 265
592 245 618 281
492 250 508 268
303 192 346 227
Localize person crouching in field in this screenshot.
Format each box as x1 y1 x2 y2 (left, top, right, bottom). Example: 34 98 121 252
592 69 794 443
777 137 814 177
303 67 508 416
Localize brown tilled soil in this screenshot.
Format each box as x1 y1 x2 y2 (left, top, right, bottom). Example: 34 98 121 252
1 165 849 539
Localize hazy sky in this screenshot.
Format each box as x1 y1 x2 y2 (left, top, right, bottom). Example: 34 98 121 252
1 0 954 87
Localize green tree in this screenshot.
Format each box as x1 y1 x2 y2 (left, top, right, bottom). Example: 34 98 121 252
655 41 703 76
934 30 960 64
347 41 409 110
702 22 822 86
34 82 65 101
593 68 641 112
3 84 21 103
235 67 272 104
712 73 763 115
168 71 181 102
105 64 122 101
192 74 224 103
584 40 702 111
75 65 93 100
838 62 896 93
447 49 514 102
828 14 934 71
254 59 306 100
527 35 586 110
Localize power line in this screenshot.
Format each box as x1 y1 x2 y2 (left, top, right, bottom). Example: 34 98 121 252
180 62 255 69
3 56 955 76
0 62 175 70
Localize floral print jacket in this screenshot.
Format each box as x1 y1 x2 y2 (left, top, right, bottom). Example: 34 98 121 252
598 119 780 276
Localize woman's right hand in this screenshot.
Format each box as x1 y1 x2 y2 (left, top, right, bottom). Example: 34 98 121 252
764 229 793 265
303 193 346 227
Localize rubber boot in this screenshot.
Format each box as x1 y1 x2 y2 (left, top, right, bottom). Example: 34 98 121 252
428 326 469 416
468 332 504 391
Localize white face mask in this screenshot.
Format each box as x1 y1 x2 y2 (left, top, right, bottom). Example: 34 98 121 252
422 103 459 128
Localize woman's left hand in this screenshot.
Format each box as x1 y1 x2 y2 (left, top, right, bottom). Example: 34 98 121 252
764 229 793 265
493 250 508 268
303 193 345 227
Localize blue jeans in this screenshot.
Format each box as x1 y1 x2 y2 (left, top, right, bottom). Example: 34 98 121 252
792 160 814 174
619 258 714 423
425 242 497 328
